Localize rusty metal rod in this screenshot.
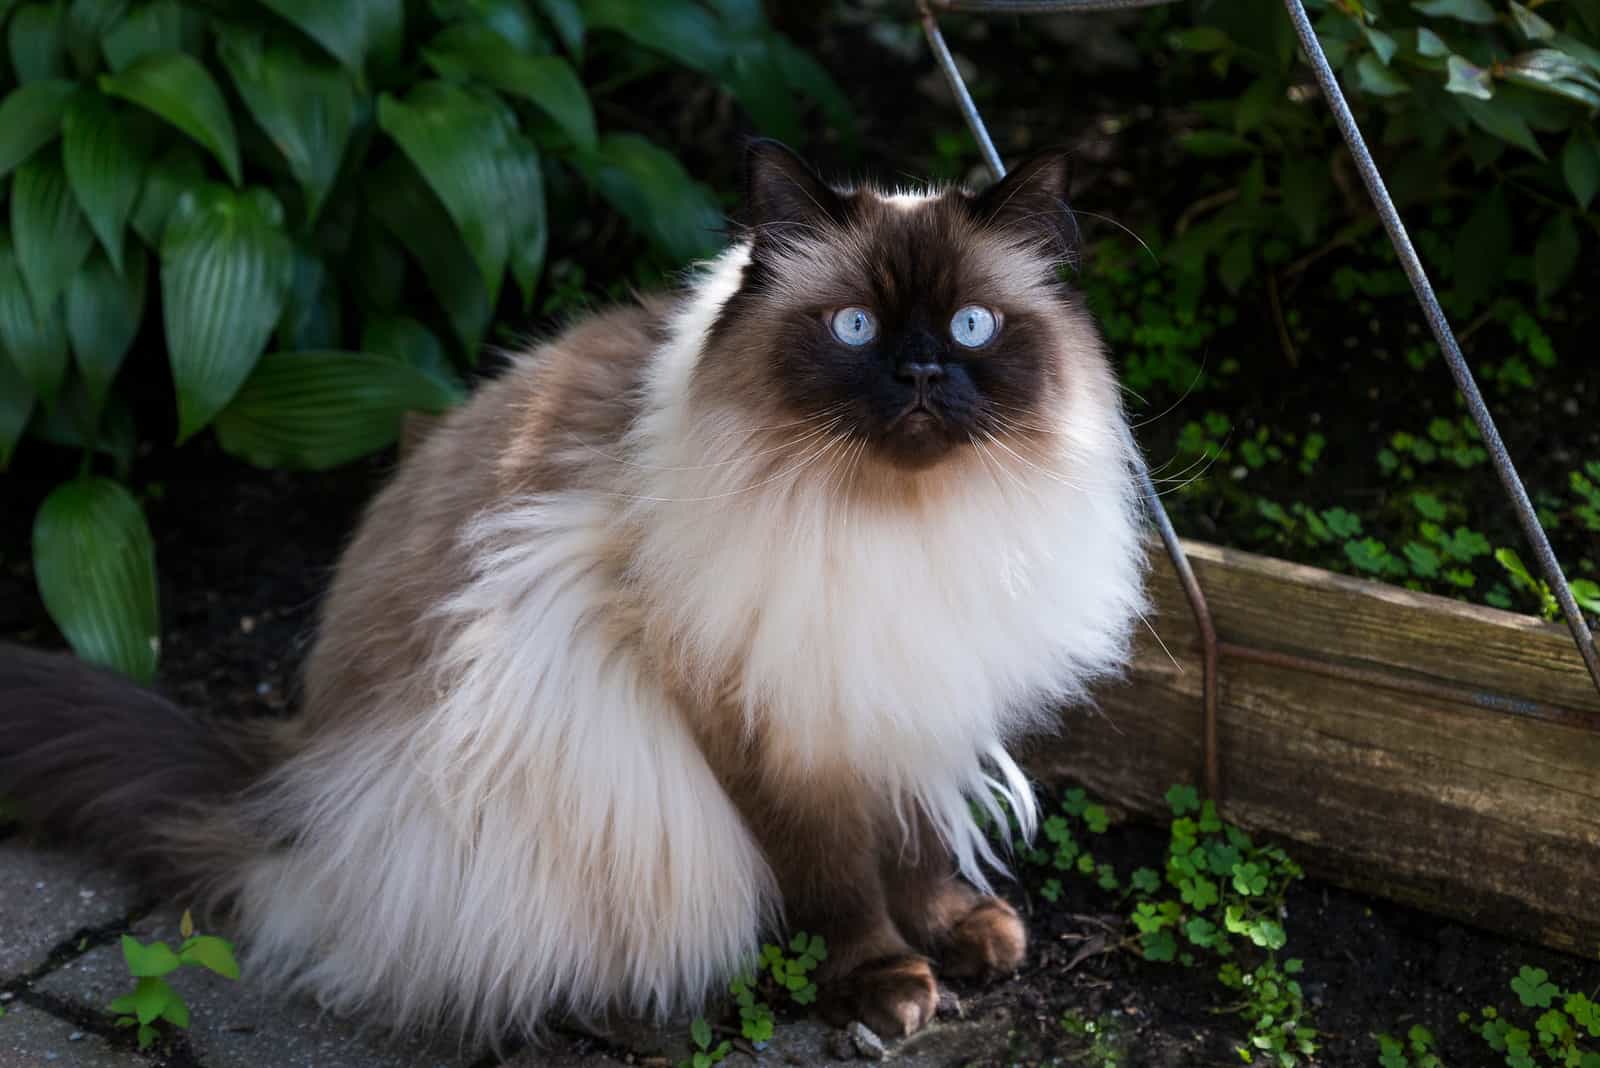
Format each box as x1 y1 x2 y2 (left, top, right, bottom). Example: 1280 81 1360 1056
919 2 1224 800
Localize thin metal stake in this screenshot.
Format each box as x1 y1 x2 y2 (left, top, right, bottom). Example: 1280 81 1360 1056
1282 0 1600 698
921 3 1225 799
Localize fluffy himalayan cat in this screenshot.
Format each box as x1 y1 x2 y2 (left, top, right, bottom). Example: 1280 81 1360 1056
0 142 1147 1047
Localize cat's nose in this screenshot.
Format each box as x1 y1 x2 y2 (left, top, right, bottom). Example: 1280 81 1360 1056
896 362 944 389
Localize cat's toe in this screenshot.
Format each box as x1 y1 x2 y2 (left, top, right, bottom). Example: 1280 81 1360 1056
940 896 1026 979
822 954 939 1038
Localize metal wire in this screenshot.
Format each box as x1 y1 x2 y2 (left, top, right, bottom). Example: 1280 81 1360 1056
920 3 1225 800
1282 0 1600 698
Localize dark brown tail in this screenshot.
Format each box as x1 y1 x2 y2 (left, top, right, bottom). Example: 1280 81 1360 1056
0 642 280 891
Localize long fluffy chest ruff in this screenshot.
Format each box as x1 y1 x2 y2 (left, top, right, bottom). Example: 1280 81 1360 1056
221 156 1148 1049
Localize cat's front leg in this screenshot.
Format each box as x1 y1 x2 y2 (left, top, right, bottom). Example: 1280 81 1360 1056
882 812 1028 980
737 785 939 1038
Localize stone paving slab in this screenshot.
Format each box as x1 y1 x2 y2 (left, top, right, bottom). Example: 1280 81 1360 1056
33 912 466 1068
0 1000 130 1068
0 844 140 980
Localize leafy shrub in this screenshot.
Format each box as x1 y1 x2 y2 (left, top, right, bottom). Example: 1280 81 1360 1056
1157 0 1597 309
0 0 849 680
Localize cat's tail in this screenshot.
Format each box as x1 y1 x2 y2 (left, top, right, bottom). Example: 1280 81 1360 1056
0 642 283 899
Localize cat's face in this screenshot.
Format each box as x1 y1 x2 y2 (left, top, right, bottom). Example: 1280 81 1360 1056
700 142 1095 475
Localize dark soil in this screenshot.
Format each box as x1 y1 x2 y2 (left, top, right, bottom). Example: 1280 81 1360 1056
5 4 1598 1067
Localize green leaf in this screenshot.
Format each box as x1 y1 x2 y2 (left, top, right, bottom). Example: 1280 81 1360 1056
423 24 596 151
1562 133 1600 209
176 934 239 979
1165 783 1200 815
1412 0 1495 23
12 149 96 313
158 994 189 1028
432 0 547 52
1533 213 1579 302
0 79 78 180
9 1 69 83
1363 26 1397 65
1452 187 1511 308
1501 49 1600 108
1358 53 1410 96
100 51 241 185
583 0 723 73
27 381 136 477
1511 965 1558 1008
100 0 196 73
361 314 464 397
275 246 339 351
0 233 69 407
31 477 158 677
129 142 204 247
578 133 724 263
118 976 173 1025
62 89 145 273
534 0 582 57
691 1017 712 1050
377 82 510 292
1416 27 1449 57
65 0 131 76
365 155 490 356
66 247 145 421
215 351 460 470
1509 2 1555 41
217 29 354 224
257 0 402 78
1444 54 1493 99
1458 96 1545 159
160 185 294 442
0 352 37 468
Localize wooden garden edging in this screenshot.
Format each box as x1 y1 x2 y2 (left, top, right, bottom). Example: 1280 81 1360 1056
1025 538 1600 955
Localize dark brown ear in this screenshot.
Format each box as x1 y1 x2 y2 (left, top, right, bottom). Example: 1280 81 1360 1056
969 149 1080 261
742 138 848 237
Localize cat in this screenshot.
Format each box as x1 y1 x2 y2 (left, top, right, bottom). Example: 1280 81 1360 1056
0 141 1147 1048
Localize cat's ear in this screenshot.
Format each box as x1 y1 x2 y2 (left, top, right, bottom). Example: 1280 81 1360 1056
969 148 1081 261
742 139 848 237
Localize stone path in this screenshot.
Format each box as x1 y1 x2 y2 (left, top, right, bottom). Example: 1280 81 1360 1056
0 841 1046 1068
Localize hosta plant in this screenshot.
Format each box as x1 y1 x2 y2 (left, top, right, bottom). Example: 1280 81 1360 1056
0 0 850 681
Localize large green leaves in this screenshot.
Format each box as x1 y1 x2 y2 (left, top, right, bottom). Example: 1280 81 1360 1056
423 23 595 151
583 0 723 72
215 351 460 470
218 29 355 221
32 476 159 682
100 0 198 72
159 185 293 442
12 149 96 312
258 0 402 79
62 89 144 272
377 80 546 300
1563 131 1600 209
0 79 77 179
9 1 69 83
65 0 131 75
361 314 462 396
365 156 490 356
66 247 146 421
535 0 582 56
100 50 241 184
579 133 723 263
129 142 203 246
0 352 35 468
0 233 69 407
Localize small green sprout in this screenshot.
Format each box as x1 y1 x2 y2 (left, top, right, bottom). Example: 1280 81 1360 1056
107 910 239 1050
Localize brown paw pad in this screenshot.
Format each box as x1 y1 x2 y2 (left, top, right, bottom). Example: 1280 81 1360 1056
941 897 1026 979
822 954 939 1038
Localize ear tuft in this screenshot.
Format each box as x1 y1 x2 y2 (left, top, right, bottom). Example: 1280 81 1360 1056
969 148 1080 263
742 139 848 238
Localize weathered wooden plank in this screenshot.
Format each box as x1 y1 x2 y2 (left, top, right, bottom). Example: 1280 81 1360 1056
1027 538 1600 955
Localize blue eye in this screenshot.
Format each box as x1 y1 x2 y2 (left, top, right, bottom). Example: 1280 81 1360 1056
830 306 878 346
950 305 998 347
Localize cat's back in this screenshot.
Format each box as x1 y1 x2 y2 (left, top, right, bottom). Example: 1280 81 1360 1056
301 294 676 724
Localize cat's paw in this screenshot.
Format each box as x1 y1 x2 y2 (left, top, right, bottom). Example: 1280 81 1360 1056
822 954 939 1038
940 896 1026 979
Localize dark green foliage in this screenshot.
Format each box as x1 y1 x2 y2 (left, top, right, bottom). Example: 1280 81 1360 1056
0 0 851 678
1156 0 1598 314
